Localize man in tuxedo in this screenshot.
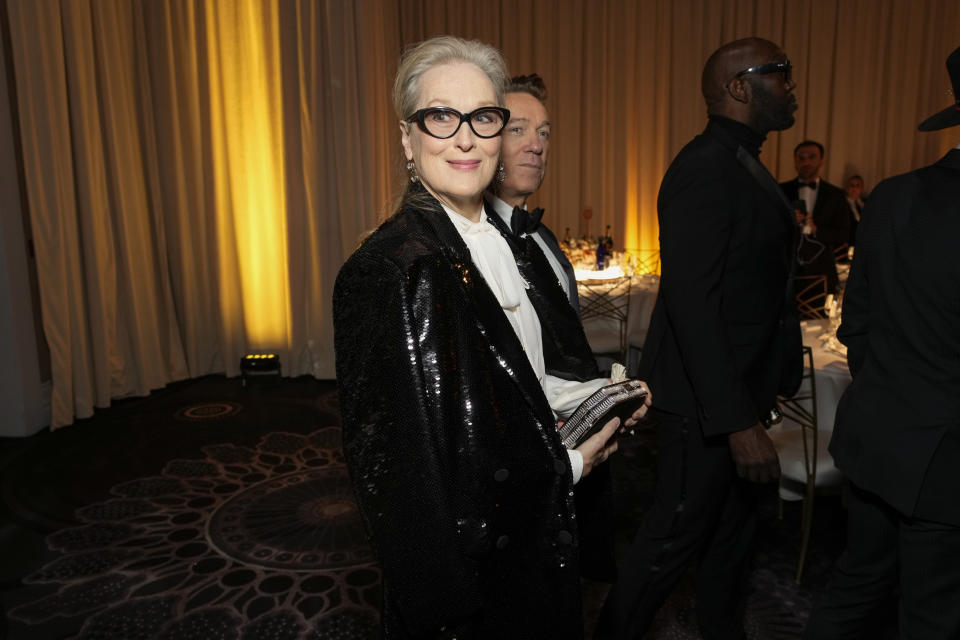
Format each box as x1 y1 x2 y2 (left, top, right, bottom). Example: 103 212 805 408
844 174 866 250
804 45 960 640
485 74 618 583
486 74 580 314
780 141 850 293
597 38 802 640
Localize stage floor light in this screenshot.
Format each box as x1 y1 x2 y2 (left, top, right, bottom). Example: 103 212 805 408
240 353 281 387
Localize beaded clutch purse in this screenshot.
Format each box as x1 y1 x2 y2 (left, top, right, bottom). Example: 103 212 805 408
558 379 648 449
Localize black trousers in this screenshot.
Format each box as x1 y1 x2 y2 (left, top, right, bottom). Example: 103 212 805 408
595 411 757 640
804 483 960 640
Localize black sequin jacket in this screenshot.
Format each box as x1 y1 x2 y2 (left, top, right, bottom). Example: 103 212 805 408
333 186 584 639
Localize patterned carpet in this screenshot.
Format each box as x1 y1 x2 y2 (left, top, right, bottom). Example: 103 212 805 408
0 375 857 639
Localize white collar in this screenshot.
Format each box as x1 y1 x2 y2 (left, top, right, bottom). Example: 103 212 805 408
441 203 526 310
485 192 524 227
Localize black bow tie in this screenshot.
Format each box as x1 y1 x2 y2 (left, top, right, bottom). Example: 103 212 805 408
510 206 544 237
798 180 817 190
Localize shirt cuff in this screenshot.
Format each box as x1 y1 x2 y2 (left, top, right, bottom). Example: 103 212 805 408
567 449 583 484
545 375 610 419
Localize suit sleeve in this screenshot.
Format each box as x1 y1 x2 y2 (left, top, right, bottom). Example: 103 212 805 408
814 186 852 250
333 253 482 635
657 153 763 436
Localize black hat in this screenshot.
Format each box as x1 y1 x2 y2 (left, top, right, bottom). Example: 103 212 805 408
918 46 960 131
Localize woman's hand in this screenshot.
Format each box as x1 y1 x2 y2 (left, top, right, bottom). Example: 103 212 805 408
571 380 653 479
575 416 621 479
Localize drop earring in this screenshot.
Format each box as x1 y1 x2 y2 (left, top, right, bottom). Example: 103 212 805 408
407 161 419 183
496 162 506 183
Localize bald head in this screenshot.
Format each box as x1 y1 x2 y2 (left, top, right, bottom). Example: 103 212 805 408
702 38 780 110
700 37 796 133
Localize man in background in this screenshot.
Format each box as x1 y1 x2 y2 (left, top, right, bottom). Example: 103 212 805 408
597 37 802 639
781 140 850 253
486 74 579 313
780 140 850 304
844 174 866 250
804 45 960 640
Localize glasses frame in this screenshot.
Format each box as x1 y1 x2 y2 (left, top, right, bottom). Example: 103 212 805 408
405 106 510 140
734 60 792 84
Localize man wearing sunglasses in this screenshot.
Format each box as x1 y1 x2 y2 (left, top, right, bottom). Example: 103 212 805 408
598 38 802 640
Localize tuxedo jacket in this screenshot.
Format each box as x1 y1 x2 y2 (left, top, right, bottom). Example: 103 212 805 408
780 177 851 251
846 196 865 247
832 149 960 526
638 118 802 437
334 184 582 637
484 196 618 580
484 196 582 315
484 198 598 382
537 223 581 314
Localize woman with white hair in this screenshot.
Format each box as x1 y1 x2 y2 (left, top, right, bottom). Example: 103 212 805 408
333 36 648 638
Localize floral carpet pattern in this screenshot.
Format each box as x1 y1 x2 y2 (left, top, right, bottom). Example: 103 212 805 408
0 377 860 639
7 425 379 639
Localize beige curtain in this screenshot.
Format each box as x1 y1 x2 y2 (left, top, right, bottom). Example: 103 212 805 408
4 0 959 428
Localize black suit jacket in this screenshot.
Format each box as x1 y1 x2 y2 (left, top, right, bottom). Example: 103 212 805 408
334 185 581 637
483 195 582 315
638 118 802 437
482 198 598 382
780 177 851 251
831 149 960 526
536 224 581 314
845 196 864 247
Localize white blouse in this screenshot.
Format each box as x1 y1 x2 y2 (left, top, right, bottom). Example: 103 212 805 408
443 205 608 483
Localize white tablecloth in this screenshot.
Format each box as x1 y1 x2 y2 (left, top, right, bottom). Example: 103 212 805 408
579 274 659 357
775 318 851 499
800 318 851 432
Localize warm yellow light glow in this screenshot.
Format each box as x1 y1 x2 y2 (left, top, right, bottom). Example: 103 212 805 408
206 0 290 349
624 151 640 253
622 110 659 274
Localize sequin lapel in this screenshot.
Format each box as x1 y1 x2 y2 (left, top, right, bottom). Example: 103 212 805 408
410 205 555 424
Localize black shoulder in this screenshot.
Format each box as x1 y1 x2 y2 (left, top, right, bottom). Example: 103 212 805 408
820 180 846 198
343 209 441 273
867 171 916 200
662 134 728 181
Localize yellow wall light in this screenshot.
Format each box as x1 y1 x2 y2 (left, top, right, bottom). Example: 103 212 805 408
206 0 290 351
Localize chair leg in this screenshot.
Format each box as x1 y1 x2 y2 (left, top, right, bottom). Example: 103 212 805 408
795 477 816 584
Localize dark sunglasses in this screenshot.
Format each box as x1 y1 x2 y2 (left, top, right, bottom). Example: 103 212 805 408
734 60 792 84
405 106 510 139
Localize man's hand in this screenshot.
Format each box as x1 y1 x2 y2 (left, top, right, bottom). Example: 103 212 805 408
728 422 780 483
622 382 653 431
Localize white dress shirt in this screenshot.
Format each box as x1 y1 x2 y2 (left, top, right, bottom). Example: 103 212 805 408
798 177 819 217
443 205 607 483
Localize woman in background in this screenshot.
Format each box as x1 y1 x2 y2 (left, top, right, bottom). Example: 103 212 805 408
333 36 648 638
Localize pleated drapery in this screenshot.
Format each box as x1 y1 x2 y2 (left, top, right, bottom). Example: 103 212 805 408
4 0 959 428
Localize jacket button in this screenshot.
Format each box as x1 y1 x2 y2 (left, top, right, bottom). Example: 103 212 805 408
554 460 566 474
558 530 573 544
494 468 509 482
496 535 509 549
